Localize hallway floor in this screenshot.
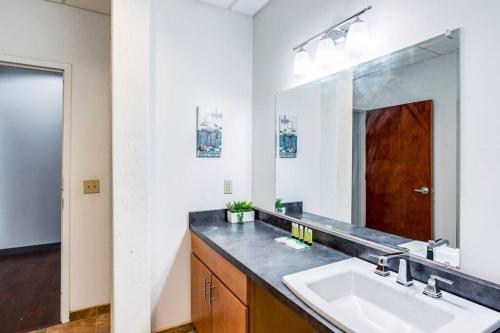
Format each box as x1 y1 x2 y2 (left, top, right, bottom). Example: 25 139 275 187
0 248 60 333
28 313 109 333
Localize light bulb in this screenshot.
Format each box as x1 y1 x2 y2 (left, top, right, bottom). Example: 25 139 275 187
346 19 371 53
316 36 337 66
293 48 312 75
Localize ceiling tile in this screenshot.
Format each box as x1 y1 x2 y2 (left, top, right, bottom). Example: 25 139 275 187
197 0 234 9
231 0 270 15
65 0 111 15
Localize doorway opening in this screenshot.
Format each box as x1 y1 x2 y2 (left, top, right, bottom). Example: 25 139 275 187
0 56 71 331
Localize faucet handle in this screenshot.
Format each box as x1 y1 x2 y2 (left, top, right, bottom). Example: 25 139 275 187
369 253 390 276
431 274 454 285
423 274 454 298
369 253 387 264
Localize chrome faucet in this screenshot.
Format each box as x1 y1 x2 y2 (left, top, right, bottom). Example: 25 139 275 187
370 250 414 286
423 274 454 298
427 239 449 260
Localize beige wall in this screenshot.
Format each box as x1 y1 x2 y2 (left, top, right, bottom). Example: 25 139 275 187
0 0 111 310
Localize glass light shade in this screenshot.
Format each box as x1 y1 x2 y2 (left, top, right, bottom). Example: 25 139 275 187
293 48 313 75
316 36 337 66
346 20 371 53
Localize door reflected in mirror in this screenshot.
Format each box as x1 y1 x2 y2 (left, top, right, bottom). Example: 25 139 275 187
274 30 460 268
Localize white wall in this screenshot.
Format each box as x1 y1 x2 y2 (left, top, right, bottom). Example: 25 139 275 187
253 0 351 212
276 83 322 212
0 0 111 310
0 66 63 249
354 52 459 246
275 73 352 222
112 0 151 331
149 0 253 330
253 0 500 284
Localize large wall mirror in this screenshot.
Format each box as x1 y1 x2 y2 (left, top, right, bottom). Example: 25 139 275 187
274 30 460 267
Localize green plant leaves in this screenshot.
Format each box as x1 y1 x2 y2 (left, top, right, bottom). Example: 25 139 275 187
226 201 254 213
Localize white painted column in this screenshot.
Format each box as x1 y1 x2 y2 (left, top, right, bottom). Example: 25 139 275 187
111 0 150 332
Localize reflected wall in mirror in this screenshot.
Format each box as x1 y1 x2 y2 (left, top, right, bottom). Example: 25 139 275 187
275 30 460 268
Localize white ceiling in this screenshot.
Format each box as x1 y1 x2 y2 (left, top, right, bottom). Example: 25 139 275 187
47 0 111 15
197 0 270 16
47 0 269 16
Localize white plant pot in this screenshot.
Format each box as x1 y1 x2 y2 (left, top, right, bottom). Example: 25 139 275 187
227 210 255 223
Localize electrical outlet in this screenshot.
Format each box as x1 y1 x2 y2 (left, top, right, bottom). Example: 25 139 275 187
224 180 232 194
83 179 100 194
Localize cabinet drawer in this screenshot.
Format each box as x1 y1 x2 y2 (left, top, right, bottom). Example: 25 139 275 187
192 233 248 305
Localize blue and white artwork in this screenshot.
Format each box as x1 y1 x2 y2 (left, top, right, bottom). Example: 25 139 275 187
279 114 297 158
197 107 222 158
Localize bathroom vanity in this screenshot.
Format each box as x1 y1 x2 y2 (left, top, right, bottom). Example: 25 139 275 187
189 209 500 333
190 210 345 333
189 28 500 333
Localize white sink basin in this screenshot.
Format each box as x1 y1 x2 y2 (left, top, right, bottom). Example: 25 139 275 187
283 258 500 333
400 240 460 268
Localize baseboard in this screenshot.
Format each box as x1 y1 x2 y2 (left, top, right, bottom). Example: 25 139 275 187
70 303 110 321
0 242 60 257
153 322 194 333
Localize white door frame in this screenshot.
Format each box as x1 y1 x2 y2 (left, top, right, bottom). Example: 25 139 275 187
0 54 72 323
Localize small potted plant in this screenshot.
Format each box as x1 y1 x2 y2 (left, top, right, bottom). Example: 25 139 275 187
226 201 254 224
275 199 286 214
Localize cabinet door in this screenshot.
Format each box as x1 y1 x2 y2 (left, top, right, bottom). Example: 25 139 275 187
250 282 317 333
210 275 248 333
191 254 212 333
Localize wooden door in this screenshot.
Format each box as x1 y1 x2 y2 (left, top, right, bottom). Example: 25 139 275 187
211 275 247 333
191 254 212 333
365 100 433 241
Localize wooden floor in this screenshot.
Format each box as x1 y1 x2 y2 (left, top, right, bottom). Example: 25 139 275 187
28 314 109 333
0 248 60 333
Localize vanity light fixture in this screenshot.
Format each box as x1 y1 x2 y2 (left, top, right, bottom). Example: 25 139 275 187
293 47 313 75
315 35 337 66
292 5 373 75
345 18 371 53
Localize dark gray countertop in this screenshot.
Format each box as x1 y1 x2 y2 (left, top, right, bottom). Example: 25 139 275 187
189 212 349 333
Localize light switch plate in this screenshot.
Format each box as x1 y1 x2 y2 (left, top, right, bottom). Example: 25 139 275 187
224 180 232 194
83 179 100 194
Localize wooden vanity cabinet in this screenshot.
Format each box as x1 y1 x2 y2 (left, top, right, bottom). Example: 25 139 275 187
191 234 248 333
191 233 317 333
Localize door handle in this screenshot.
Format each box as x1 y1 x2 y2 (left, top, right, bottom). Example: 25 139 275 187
203 277 210 300
208 283 217 307
414 187 429 195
